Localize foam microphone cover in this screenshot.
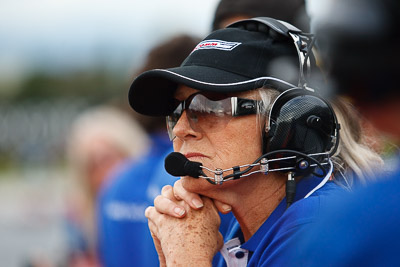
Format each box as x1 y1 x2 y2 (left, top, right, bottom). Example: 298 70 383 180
164 152 203 178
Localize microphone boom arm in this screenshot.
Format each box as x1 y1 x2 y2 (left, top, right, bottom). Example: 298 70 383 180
198 150 330 185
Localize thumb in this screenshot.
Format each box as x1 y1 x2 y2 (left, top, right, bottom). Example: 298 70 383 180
213 199 232 214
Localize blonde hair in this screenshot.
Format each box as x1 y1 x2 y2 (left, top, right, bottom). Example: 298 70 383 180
67 105 150 174
331 97 384 186
257 88 384 187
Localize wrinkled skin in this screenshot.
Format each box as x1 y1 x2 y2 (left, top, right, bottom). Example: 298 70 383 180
145 194 223 267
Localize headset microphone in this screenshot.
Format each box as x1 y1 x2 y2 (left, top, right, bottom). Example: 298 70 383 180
164 150 330 184
165 150 332 209
164 152 205 178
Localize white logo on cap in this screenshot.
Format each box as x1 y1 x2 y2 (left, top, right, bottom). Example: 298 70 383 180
192 39 241 52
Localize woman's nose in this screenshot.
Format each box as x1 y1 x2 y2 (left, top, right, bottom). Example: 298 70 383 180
173 111 202 140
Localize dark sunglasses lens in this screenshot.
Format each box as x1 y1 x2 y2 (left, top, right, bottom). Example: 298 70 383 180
166 105 183 140
166 93 258 140
186 94 232 132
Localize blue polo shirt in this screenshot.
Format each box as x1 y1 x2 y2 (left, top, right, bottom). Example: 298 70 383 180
287 155 400 266
214 174 344 267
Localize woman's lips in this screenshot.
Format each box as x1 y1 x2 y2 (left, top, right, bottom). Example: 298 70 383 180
184 152 206 159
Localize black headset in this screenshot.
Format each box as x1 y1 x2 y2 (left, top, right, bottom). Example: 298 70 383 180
165 18 341 205
227 17 340 164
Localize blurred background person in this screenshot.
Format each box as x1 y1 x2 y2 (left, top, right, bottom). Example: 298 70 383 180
306 0 397 159
287 0 400 265
96 34 201 267
65 105 149 266
211 0 309 31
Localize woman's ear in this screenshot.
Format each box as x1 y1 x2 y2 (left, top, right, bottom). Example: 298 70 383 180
264 121 270 133
262 120 271 154
266 120 276 138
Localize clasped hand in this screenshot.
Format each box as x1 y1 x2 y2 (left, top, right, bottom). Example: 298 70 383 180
145 179 232 267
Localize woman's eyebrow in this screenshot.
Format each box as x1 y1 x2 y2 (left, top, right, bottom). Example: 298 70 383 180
174 87 198 100
173 93 185 101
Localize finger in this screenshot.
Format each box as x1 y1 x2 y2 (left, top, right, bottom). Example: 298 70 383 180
147 216 159 237
145 206 160 237
145 206 156 220
174 179 204 209
213 199 232 214
154 195 186 218
161 185 176 199
161 182 182 201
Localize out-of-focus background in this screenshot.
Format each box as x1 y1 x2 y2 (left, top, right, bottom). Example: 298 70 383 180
0 0 219 266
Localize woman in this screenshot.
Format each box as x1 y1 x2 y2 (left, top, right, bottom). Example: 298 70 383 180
129 18 383 266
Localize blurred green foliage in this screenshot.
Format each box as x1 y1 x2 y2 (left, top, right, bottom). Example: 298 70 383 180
1 67 131 105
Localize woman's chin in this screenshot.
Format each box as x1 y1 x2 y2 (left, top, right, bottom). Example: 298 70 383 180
180 176 215 194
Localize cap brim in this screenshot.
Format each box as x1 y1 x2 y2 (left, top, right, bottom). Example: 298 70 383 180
129 65 294 116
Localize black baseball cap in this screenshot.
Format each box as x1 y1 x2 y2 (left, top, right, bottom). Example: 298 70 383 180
129 26 299 116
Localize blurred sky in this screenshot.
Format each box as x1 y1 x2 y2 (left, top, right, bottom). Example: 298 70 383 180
0 0 220 83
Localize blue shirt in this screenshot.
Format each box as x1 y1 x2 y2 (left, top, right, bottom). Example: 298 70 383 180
287 155 400 266
215 174 343 267
97 133 177 267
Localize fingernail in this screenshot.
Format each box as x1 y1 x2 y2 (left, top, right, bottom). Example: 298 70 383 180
222 204 232 212
174 207 185 216
192 199 204 209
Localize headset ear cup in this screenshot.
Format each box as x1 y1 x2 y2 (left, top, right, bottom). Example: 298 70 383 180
267 89 336 155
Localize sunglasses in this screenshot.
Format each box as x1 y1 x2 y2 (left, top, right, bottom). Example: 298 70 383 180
166 92 262 140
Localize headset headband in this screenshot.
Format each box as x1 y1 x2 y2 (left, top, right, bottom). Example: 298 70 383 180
228 17 315 89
